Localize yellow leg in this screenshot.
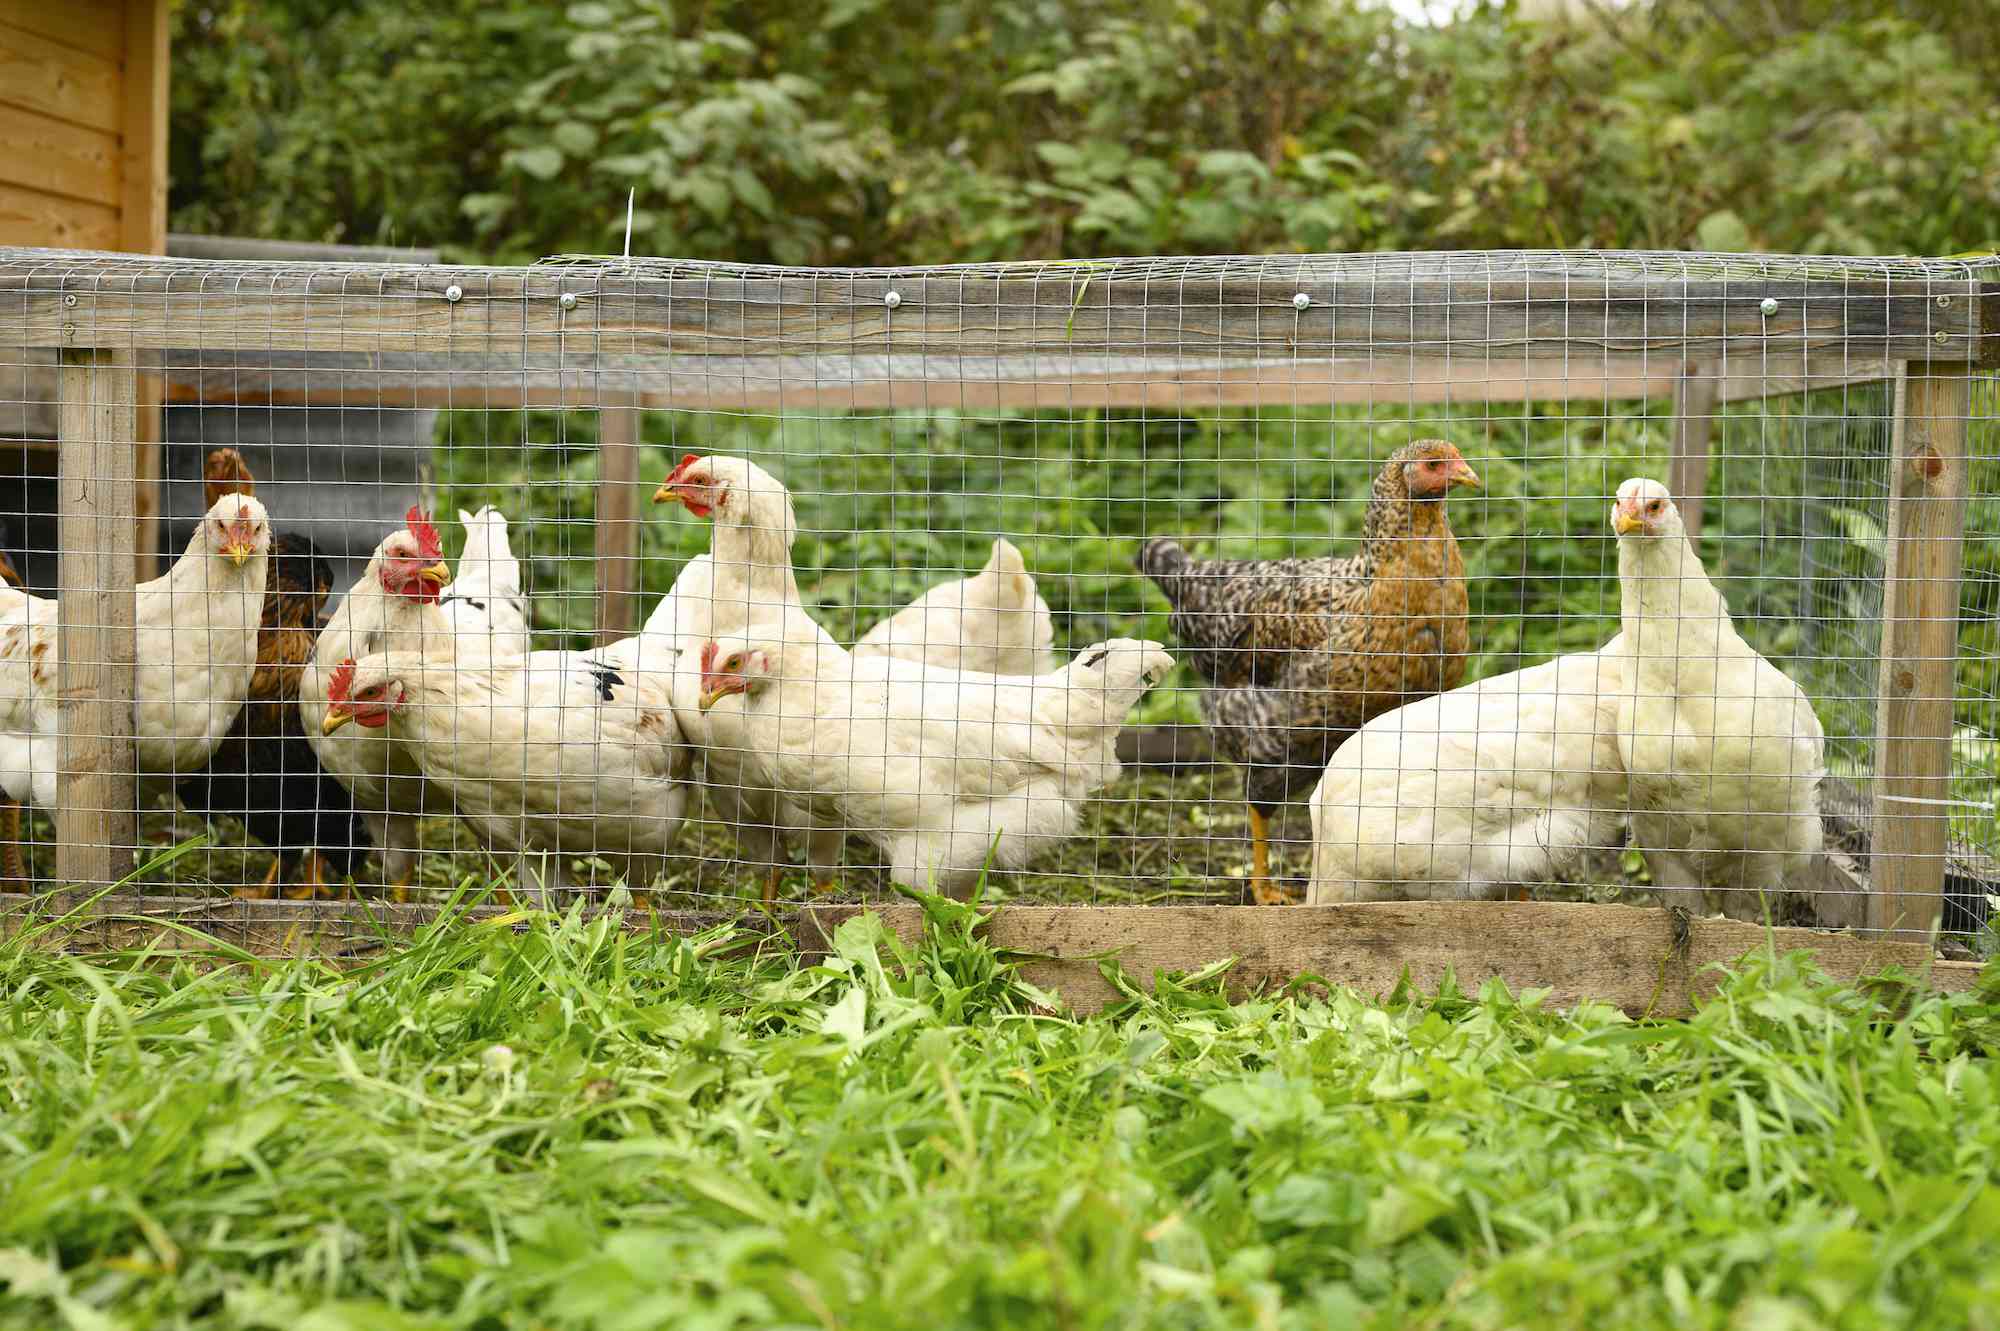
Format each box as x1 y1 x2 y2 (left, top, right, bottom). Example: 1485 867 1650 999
389 866 414 905
240 855 283 900
302 851 336 901
811 873 838 896
1 800 28 887
1247 807 1297 905
762 865 782 908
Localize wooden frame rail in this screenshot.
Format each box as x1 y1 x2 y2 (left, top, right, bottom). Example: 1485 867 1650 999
3 897 1982 1017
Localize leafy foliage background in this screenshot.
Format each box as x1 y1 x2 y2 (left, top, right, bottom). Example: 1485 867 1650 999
168 0 2000 264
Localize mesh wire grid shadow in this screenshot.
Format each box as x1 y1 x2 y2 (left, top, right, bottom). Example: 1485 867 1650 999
0 246 1994 952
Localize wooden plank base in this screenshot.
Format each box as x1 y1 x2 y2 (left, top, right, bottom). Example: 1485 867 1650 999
2 896 1977 1018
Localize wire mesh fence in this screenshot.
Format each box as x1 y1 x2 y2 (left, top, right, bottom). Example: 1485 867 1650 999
0 246 1993 952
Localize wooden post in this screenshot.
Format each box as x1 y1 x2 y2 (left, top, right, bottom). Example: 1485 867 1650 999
1869 361 1972 938
1668 360 1718 540
123 0 170 580
593 399 642 644
55 348 139 889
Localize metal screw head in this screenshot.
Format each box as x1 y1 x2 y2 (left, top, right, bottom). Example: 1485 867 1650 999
883 290 902 309
444 284 464 303
1936 294 1952 307
1292 292 1312 310
1935 329 1950 345
62 293 77 307
1758 297 1779 318
559 293 578 311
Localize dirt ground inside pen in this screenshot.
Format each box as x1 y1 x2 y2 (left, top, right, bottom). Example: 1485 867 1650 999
9 766 1662 914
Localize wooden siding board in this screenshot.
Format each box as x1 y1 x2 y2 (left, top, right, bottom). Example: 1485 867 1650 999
0 105 120 205
0 21 122 132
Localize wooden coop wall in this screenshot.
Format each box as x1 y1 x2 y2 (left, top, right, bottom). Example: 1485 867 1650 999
0 0 168 576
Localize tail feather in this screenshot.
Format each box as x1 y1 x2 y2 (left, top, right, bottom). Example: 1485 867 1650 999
454 507 522 598
980 538 1036 610
1137 537 1191 603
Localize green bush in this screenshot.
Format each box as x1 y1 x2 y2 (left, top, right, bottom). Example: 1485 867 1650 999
170 0 2000 263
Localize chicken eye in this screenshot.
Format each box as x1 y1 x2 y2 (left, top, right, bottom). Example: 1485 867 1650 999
1647 500 1663 514
722 654 742 672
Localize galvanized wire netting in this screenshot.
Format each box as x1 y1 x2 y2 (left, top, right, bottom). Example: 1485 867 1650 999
0 246 1993 946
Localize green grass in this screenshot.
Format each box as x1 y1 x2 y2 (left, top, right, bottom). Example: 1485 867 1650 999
3 896 1999 1329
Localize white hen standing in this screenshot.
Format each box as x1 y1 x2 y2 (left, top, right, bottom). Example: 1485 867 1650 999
0 494 270 864
321 649 688 902
1609 477 1825 920
1306 643 1628 902
853 538 1058 677
299 509 455 890
645 453 849 894
440 506 532 659
697 636 1172 897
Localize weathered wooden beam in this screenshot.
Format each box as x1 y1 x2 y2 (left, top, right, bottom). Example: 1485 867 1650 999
54 348 137 890
593 399 642 645
2 895 1975 1017
1870 362 1972 938
1667 360 1718 540
0 351 1923 434
1 256 1986 364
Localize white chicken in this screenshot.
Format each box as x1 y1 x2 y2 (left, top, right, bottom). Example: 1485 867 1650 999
853 538 1058 677
645 453 849 894
1306 644 1629 902
0 494 270 875
695 635 1172 896
299 508 455 890
1609 477 1825 920
440 505 532 659
320 648 689 901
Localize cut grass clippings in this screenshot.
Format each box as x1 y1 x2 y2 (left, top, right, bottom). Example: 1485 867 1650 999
2 895 1999 1329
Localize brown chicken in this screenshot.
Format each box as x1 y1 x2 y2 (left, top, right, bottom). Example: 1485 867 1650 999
1138 440 1479 903
176 448 369 896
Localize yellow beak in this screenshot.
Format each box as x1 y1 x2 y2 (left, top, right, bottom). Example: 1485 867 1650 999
1449 461 1482 490
222 543 252 567
1613 510 1645 535
652 483 676 505
697 684 732 713
418 562 452 586
321 710 354 736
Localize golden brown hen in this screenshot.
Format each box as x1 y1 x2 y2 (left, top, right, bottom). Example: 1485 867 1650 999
1139 440 1479 903
177 448 369 896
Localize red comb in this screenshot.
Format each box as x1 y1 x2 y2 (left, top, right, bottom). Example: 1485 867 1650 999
404 505 443 560
699 640 717 673
327 658 357 704
663 453 701 486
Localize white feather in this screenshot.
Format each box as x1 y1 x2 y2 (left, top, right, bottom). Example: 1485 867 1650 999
440 506 532 659
853 538 1058 676
1307 643 1629 902
0 495 269 811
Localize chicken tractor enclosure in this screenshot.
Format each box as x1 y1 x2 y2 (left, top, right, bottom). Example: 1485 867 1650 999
2 247 1995 1014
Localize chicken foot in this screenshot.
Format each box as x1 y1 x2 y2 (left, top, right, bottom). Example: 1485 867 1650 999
1247 807 1300 905
233 855 284 901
